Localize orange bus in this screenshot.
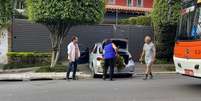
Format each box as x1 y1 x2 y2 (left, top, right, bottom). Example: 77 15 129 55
174 0 201 78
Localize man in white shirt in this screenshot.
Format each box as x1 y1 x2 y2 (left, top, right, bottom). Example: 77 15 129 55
140 36 156 80
66 36 80 80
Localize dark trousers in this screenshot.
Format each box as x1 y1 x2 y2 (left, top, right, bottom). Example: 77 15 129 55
66 60 77 79
103 58 115 80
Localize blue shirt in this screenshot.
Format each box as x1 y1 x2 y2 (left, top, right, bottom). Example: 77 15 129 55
103 43 116 59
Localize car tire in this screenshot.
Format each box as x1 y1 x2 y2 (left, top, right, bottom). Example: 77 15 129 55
92 70 98 78
91 63 98 78
128 74 134 78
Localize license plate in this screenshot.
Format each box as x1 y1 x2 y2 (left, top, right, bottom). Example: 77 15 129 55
184 69 194 76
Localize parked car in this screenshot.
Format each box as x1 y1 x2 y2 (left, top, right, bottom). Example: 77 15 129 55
89 39 135 78
77 46 89 64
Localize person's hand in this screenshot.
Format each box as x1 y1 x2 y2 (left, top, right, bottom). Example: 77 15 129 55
152 58 156 63
68 59 72 63
139 57 143 62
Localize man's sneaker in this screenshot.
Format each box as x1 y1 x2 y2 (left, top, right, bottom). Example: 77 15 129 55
143 74 148 80
72 77 78 80
149 73 153 79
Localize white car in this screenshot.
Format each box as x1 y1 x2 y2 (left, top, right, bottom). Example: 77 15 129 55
89 39 135 78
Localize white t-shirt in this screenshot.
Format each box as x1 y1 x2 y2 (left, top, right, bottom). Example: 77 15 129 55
143 42 155 63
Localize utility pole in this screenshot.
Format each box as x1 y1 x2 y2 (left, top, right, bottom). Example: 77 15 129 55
115 9 118 26
11 0 16 51
113 9 118 38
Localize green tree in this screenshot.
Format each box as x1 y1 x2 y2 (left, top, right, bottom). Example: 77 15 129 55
119 16 152 26
26 0 105 68
151 0 181 60
0 0 13 29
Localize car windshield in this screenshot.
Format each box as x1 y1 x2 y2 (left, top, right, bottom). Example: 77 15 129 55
177 4 201 40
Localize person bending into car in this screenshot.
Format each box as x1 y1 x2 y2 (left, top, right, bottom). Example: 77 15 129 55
140 35 156 80
103 39 117 81
66 35 80 80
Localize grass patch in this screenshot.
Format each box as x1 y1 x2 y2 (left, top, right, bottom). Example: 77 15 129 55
3 63 48 70
155 59 170 64
35 65 67 72
164 66 175 71
0 64 5 69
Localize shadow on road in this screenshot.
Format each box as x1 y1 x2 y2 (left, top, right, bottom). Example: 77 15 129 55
183 83 201 90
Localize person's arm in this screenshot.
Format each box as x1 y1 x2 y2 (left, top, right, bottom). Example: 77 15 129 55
152 44 156 63
139 45 145 62
68 44 72 62
139 50 145 62
112 43 118 55
77 44 81 58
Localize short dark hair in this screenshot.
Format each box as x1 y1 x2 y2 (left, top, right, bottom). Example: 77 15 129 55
71 35 77 41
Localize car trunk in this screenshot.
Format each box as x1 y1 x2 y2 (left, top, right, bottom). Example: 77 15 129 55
112 40 128 50
103 39 129 65
118 51 129 64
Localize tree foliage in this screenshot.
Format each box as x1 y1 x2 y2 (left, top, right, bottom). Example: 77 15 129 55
26 0 105 67
119 16 151 26
151 0 181 60
0 0 13 29
27 0 105 25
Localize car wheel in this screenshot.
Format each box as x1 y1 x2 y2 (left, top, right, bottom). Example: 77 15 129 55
128 74 134 78
91 63 98 78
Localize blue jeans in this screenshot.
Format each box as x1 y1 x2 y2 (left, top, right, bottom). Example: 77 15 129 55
66 60 77 79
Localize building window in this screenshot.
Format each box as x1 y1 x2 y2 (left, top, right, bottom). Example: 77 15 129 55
108 0 115 5
136 0 143 7
127 0 133 7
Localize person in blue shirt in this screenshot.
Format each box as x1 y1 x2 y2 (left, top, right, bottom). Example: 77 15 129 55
103 39 117 81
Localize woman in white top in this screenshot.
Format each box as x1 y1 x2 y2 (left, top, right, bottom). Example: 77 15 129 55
140 36 156 80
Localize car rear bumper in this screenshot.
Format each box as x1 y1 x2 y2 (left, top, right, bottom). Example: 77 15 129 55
95 72 134 75
94 60 135 75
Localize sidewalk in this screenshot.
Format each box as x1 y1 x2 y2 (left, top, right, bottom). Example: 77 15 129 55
135 64 175 75
0 63 175 81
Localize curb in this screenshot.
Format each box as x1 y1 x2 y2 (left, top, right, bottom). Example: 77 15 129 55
0 72 91 81
135 71 176 75
0 71 176 81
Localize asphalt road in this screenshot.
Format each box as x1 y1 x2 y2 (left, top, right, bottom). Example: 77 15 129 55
0 74 201 101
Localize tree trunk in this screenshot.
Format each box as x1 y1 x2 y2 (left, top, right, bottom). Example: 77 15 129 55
50 35 63 68
50 50 60 68
47 23 71 68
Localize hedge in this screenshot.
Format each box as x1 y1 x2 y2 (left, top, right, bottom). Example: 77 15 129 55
7 52 51 64
119 16 151 26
